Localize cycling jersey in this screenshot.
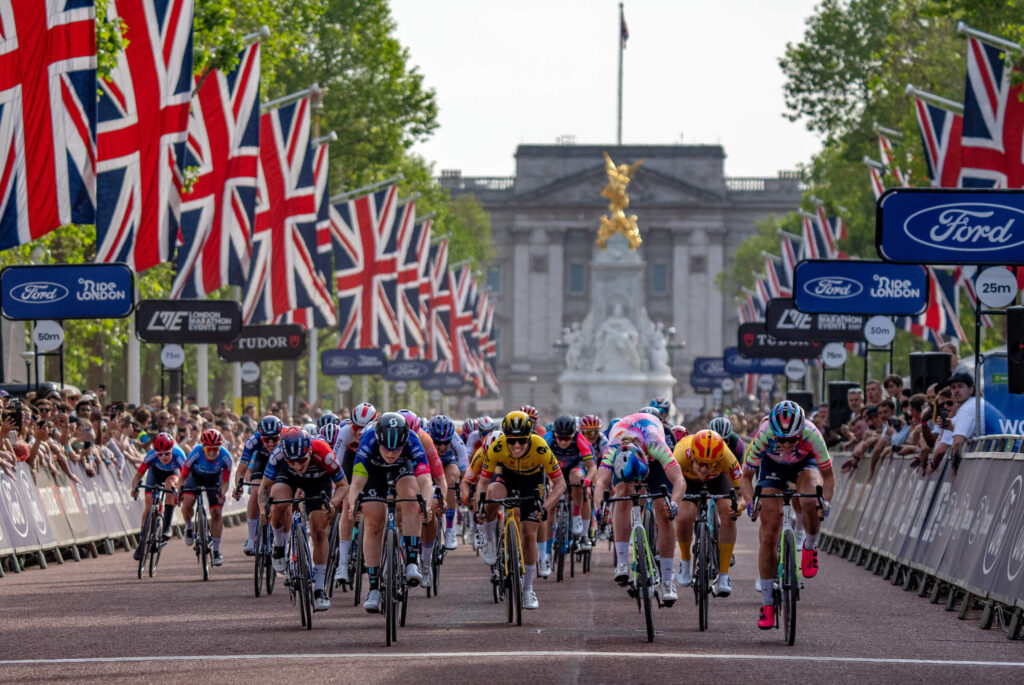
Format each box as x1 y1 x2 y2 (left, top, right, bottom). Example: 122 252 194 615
338 422 364 451
586 433 610 460
136 446 187 475
463 447 488 485
673 434 742 487
724 433 746 460
180 446 233 482
416 428 445 480
480 434 562 480
544 431 594 470
743 420 831 470
435 432 469 471
598 412 678 473
239 432 273 474
264 438 346 484
352 430 430 480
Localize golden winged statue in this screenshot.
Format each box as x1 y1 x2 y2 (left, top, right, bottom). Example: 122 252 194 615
597 151 644 250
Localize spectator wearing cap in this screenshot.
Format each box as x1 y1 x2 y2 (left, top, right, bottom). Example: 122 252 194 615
922 386 957 474
929 371 981 474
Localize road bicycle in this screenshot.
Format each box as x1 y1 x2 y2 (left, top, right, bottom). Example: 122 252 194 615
425 485 447 597
355 482 427 646
682 484 737 631
751 484 824 646
134 484 175 579
265 493 326 630
238 479 276 598
478 493 540 627
181 485 222 582
603 484 672 643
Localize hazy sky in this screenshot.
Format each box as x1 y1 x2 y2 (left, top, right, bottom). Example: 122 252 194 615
390 0 823 179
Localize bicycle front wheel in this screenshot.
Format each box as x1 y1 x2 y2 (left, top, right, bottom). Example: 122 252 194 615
352 524 364 606
507 521 523 626
149 513 163 578
254 523 265 597
138 508 155 579
634 528 655 643
383 528 399 646
642 505 659 566
265 525 277 595
694 523 709 631
554 506 567 582
294 527 313 630
326 515 340 599
782 530 798 645
197 505 210 581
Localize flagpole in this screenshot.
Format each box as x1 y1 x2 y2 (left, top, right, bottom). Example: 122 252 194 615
243 25 271 45
308 86 324 409
330 175 405 203
261 83 322 112
862 156 884 169
617 2 625 145
904 85 964 113
957 21 1020 51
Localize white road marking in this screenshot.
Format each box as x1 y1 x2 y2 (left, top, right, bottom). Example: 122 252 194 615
1 651 1023 668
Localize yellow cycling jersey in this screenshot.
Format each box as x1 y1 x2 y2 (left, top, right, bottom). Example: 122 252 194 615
673 434 743 487
464 447 488 485
480 434 563 480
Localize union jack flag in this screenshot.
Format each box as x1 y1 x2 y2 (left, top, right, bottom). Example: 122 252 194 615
476 290 496 359
868 165 885 200
172 43 261 299
242 97 327 324
763 255 790 298
877 133 908 186
276 142 337 329
390 208 431 358
814 205 838 258
333 184 401 349
960 35 1024 188
741 287 765 320
913 97 963 188
754 278 771 311
424 237 450 362
780 234 800 280
896 268 967 346
95 0 194 271
0 1 96 250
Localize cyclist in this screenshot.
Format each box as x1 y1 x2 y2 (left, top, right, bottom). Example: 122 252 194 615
464 415 495 460
346 412 433 613
594 411 685 604
546 414 597 551
400 409 447 587
235 415 283 555
333 402 377 584
475 410 565 610
743 400 834 630
519 405 546 437
460 430 502 550
648 398 676 450
459 418 476 444
261 427 347 612
317 412 340 431
673 429 747 597
672 426 689 443
709 416 745 462
427 415 468 550
179 429 233 566
130 432 185 559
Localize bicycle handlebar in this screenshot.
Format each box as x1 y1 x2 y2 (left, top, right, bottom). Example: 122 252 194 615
601 484 670 505
683 487 739 516
354 491 428 518
750 484 825 521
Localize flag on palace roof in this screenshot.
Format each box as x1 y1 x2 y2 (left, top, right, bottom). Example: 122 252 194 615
172 42 261 299
0 0 96 250
95 0 194 271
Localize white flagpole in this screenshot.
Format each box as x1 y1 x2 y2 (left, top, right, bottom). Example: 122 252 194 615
128 285 140 406
197 344 209 406
617 2 625 145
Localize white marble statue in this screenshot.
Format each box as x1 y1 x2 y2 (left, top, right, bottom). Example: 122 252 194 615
594 303 642 372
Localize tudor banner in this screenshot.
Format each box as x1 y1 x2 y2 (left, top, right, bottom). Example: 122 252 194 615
217 324 306 362
793 260 928 315
737 323 823 359
135 299 242 344
765 298 865 343
877 188 1024 265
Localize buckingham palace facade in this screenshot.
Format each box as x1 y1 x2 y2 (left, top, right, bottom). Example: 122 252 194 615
441 143 803 415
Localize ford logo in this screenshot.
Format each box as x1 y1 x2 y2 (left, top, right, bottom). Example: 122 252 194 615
903 202 1024 252
803 276 862 299
10 282 69 304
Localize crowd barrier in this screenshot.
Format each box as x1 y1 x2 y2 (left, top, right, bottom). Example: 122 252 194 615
821 436 1024 640
0 459 249 575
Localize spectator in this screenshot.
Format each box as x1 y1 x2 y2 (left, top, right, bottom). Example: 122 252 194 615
883 374 904 402
846 387 864 423
922 386 957 475
929 371 982 474
865 380 883 407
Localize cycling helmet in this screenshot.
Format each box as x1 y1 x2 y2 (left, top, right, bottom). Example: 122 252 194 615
463 418 477 434
428 415 455 442
317 412 340 429
768 400 805 439
637 406 661 417
375 412 410 450
398 409 420 432
553 414 577 438
476 415 496 435
153 432 175 452
200 429 223 448
671 425 689 442
709 416 733 438
612 443 648 482
649 397 671 420
688 429 726 465
519 405 539 422
351 402 378 428
483 430 503 452
281 427 311 461
502 410 534 438
319 423 341 448
579 414 602 432
258 415 283 438
303 422 317 435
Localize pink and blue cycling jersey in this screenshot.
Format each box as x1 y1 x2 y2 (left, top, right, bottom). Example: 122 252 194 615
743 420 831 470
599 412 678 472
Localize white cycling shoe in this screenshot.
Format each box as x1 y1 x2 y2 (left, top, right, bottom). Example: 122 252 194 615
523 589 539 610
482 538 498 565
537 559 552 578
313 589 330 612
716 573 733 597
677 560 692 587
614 561 629 583
444 528 458 550
363 589 382 613
406 562 423 587
660 579 678 603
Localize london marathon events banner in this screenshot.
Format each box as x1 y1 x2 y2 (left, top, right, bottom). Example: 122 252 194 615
136 299 242 344
877 188 1024 264
1 264 134 320
793 260 928 315
765 298 865 343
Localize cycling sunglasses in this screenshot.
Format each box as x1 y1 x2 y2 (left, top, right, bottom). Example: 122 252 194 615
506 436 529 446
776 436 799 445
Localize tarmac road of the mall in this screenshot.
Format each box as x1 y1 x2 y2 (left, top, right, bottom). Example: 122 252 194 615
1 516 1021 683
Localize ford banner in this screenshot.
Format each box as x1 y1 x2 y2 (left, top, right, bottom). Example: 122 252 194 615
420 373 466 391
1 263 134 320
722 346 787 375
320 349 386 375
383 359 434 381
691 357 738 381
793 259 928 315
877 188 1024 264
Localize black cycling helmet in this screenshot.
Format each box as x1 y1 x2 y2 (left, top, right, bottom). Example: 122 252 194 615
553 414 577 438
317 412 340 429
375 412 410 450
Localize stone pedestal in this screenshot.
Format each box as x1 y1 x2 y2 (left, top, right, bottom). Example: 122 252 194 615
558 234 676 418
